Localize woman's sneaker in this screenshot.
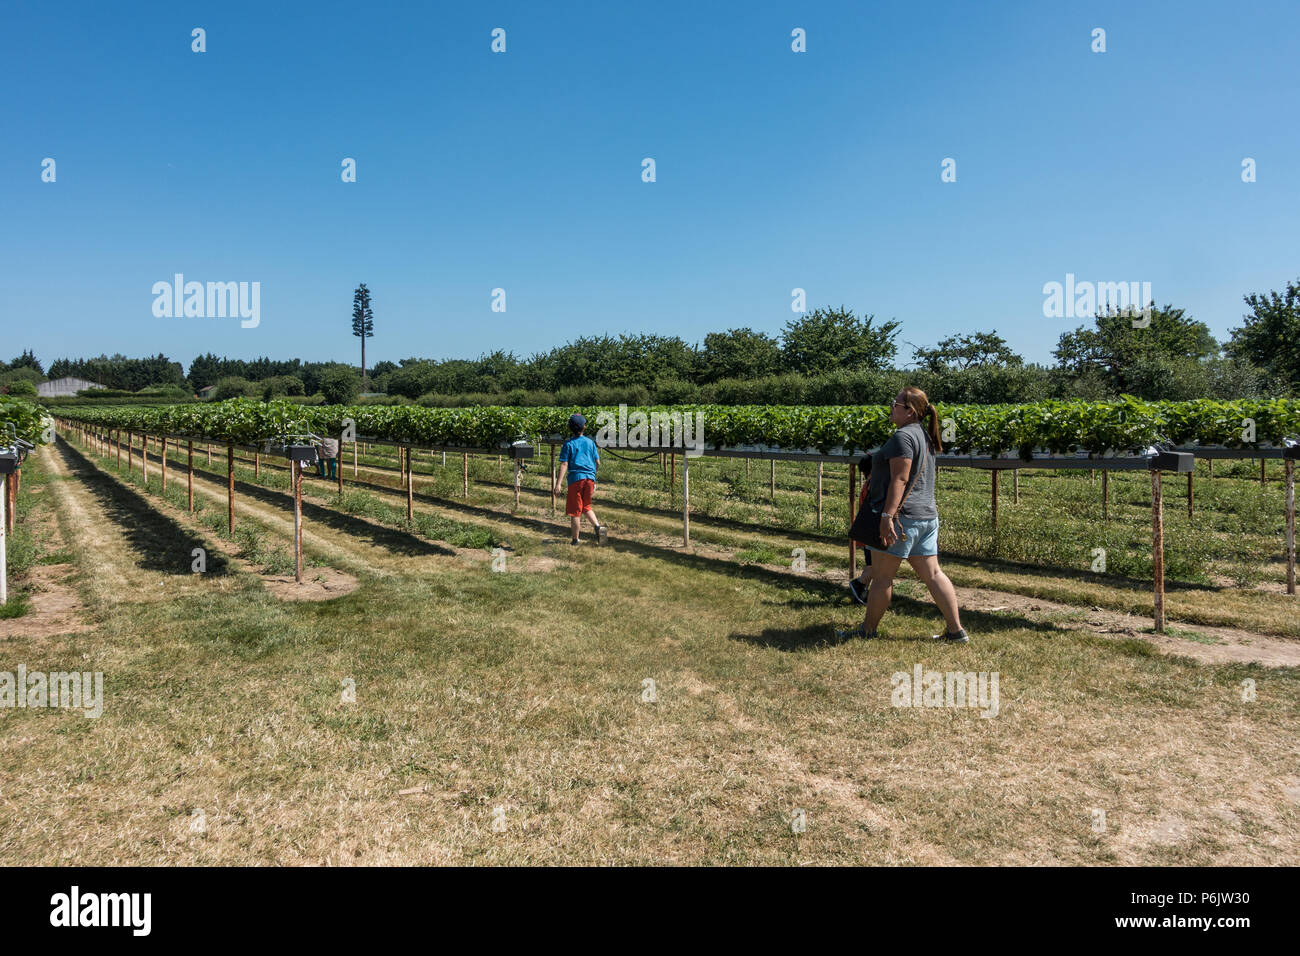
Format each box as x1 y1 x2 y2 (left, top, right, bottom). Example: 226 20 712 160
849 577 868 605
930 628 969 644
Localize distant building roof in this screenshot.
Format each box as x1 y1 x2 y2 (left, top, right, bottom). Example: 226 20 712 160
37 377 107 397
197 385 218 397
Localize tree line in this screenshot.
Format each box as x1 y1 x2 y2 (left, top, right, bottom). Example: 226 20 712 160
4 279 1298 405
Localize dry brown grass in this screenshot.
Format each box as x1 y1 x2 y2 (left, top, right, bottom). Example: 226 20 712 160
2 436 1297 865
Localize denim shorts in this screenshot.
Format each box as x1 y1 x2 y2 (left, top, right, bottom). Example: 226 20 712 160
867 516 939 558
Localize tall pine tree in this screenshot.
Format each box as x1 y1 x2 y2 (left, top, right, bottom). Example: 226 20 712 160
352 283 375 388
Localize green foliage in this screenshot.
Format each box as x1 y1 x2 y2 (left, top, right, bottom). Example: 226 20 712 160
1229 277 1300 390
213 376 258 400
6 350 43 375
1054 304 1218 394
912 331 1022 372
0 395 51 445
262 375 306 400
4 380 37 397
321 367 361 405
781 306 900 374
700 328 783 382
48 397 1300 457
46 353 186 391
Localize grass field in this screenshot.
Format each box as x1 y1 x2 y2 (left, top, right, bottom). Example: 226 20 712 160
2 432 1298 864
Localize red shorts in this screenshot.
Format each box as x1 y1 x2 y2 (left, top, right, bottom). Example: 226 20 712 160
565 478 595 516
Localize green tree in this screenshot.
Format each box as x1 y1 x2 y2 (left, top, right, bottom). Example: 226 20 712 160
1053 303 1217 396
781 306 899 375
3 379 37 397
213 376 257 400
1228 278 1300 391
700 328 783 382
352 283 375 389
7 350 43 375
321 366 361 405
912 331 1022 372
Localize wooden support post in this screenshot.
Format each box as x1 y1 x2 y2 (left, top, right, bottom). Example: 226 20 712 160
1102 469 1109 521
1208 459 1213 479
406 447 414 522
254 451 260 479
682 453 690 547
1187 470 1194 520
116 429 121 468
0 472 7 605
227 442 235 533
463 453 469 498
671 453 676 487
160 435 167 492
337 434 345 494
3 474 11 537
1261 458 1266 485
550 444 556 514
1152 468 1165 633
1013 469 1019 504
293 460 304 584
816 462 823 529
991 469 999 532
127 432 133 473
142 433 149 485
770 458 776 499
353 440 358 476
513 458 521 513
1286 458 1296 596
206 443 211 466
187 441 194 512
848 462 857 580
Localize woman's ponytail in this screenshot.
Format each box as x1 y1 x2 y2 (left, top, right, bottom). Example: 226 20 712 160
899 385 942 453
925 403 943 454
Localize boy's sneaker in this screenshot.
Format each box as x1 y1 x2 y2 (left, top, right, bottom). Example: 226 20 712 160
848 577 868 605
930 628 969 644
597 525 608 546
570 538 580 546
832 624 878 643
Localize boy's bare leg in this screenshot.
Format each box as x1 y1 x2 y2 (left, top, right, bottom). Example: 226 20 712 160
569 515 581 539
584 507 601 529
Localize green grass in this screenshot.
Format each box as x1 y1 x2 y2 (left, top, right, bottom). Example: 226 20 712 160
6 438 1300 865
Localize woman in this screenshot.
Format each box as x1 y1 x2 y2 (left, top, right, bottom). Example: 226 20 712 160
838 386 967 643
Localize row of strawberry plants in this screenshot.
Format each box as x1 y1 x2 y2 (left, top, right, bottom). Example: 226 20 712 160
0 396 52 446
48 397 1300 458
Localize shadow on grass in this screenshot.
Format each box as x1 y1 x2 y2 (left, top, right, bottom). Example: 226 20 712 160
170 455 455 558
56 438 232 577
732 593 1060 652
220 447 1247 593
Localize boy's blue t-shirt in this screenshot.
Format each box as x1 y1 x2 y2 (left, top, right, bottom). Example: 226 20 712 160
559 435 599 484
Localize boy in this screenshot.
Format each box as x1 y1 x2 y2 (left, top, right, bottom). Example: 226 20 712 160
553 413 607 545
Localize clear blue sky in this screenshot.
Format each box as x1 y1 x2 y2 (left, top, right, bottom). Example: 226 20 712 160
3 0 1297 373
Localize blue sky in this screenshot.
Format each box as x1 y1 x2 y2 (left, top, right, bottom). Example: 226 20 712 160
3 0 1297 372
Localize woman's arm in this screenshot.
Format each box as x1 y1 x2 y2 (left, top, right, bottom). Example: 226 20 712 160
878 456 912 546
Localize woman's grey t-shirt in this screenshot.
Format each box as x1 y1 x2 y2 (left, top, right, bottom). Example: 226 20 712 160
866 422 937 520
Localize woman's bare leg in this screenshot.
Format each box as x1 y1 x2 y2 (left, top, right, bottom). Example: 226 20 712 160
863 552 904 632
907 554 963 632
